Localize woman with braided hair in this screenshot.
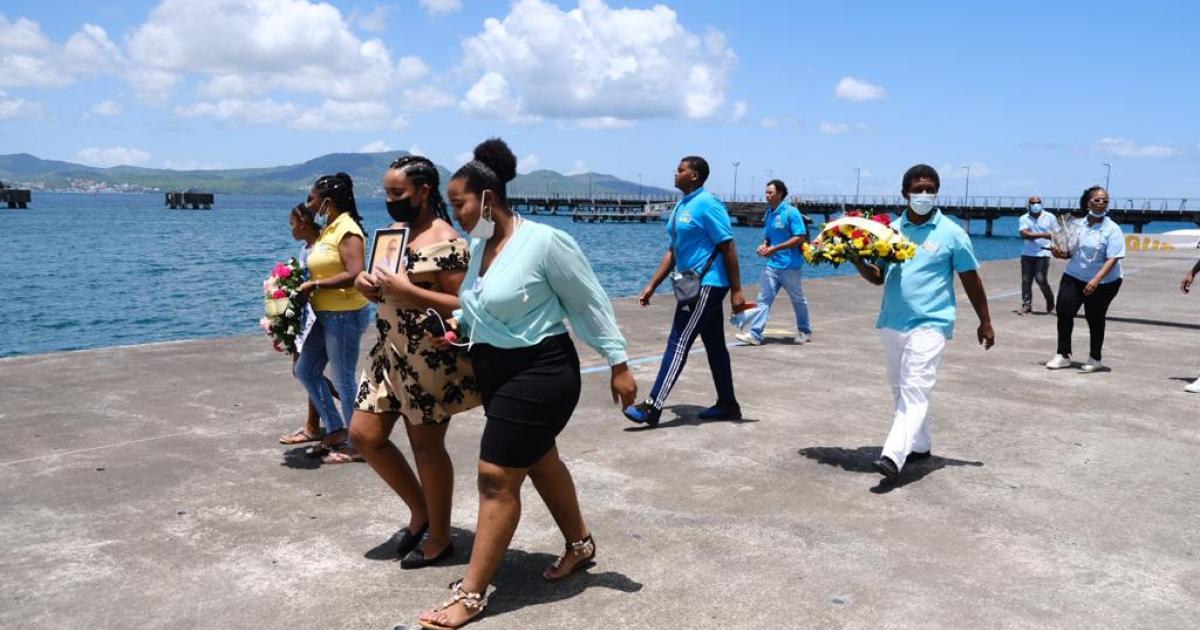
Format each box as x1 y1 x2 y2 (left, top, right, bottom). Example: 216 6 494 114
295 172 372 464
351 156 480 567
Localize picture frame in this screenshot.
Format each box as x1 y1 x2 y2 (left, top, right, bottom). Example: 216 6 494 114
367 227 410 275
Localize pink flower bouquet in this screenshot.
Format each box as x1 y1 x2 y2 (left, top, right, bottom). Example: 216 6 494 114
261 257 307 355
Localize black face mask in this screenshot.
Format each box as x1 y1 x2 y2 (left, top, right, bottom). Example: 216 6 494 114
386 197 420 223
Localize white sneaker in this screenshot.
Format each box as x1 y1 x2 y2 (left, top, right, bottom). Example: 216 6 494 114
735 332 762 346
1185 378 1200 394
1045 354 1072 369
1080 357 1104 373
794 332 812 344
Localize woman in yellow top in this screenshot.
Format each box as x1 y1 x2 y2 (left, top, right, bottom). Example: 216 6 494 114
295 172 372 464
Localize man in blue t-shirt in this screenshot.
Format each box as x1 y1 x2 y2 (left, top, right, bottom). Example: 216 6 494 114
1018 195 1058 314
850 164 995 482
736 179 812 345
624 155 746 426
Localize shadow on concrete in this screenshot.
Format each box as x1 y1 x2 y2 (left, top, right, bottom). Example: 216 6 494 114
797 446 984 494
1088 315 1200 331
1168 376 1195 384
280 445 323 470
623 403 760 432
365 526 472 567
484 547 643 619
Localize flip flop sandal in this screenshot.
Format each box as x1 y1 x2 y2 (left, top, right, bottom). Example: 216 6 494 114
542 534 596 581
305 443 332 458
279 428 324 445
418 580 490 630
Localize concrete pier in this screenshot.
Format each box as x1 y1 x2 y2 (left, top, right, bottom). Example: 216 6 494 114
2 251 1198 629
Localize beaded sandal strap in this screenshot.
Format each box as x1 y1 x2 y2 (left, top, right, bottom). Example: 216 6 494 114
432 579 489 613
551 534 595 569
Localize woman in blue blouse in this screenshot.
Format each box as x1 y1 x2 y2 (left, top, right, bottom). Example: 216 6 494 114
418 140 637 630
1046 186 1125 372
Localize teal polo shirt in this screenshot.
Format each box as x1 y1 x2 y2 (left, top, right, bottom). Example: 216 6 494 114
668 187 734 288
762 203 808 270
876 209 979 339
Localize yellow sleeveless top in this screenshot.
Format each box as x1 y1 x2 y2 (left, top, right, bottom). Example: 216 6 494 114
307 213 369 311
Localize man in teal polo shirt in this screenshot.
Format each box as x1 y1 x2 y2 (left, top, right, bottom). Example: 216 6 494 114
737 178 812 345
850 164 995 481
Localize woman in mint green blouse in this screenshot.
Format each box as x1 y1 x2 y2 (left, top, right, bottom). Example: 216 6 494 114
418 140 637 630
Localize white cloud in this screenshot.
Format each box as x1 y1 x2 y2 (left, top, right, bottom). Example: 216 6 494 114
76 146 152 167
730 100 748 123
454 151 474 165
401 84 457 111
0 90 44 120
0 16 123 88
761 117 780 128
835 76 886 102
84 99 123 119
408 145 424 156
1096 137 1176 159
518 153 540 174
360 139 392 153
574 116 635 129
356 5 390 33
458 0 737 123
175 98 405 131
819 121 872 135
940 161 993 179
127 0 427 103
421 0 463 17
568 159 589 175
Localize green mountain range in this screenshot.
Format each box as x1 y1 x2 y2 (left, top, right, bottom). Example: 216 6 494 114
0 152 673 197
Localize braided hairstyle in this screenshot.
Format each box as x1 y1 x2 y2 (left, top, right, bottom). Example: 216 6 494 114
313 172 363 230
389 155 450 222
452 138 518 208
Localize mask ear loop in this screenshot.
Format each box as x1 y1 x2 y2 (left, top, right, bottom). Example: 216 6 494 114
425 308 471 348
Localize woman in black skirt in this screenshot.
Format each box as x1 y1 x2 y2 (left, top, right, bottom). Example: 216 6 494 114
418 139 637 629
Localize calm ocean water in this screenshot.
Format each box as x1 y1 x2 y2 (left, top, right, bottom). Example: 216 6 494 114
2 193 1192 358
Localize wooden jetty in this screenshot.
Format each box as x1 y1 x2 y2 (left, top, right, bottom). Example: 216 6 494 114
165 191 214 210
0 182 31 209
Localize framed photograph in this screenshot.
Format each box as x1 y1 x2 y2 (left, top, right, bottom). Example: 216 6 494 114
367 227 410 275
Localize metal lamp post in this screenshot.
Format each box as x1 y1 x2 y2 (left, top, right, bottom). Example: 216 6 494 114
732 161 740 201
1102 163 1112 192
963 165 971 204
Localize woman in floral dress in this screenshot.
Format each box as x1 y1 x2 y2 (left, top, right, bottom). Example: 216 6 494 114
351 156 480 568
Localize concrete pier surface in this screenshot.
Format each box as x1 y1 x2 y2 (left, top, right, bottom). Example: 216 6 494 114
2 251 1198 630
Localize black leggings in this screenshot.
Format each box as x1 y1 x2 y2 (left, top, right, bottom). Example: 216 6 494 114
1056 274 1122 361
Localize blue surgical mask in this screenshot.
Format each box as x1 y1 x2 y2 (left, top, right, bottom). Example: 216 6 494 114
1029 203 1043 214
909 193 936 216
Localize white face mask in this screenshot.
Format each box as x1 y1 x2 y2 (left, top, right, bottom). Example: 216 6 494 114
1029 203 1042 214
909 192 936 216
469 192 495 240
1088 209 1106 219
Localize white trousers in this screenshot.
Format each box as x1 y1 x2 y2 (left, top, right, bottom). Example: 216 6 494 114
880 327 947 469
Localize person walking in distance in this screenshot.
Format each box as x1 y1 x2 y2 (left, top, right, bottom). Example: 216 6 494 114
737 178 812 345
1018 195 1057 314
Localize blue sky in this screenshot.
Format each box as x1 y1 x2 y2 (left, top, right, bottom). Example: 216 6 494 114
1 0 1197 198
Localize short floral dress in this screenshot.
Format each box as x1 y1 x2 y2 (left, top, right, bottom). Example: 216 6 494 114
355 239 480 424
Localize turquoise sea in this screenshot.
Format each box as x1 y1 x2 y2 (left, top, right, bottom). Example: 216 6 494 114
1 193 1192 358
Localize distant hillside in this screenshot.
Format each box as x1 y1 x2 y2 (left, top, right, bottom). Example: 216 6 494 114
0 152 673 197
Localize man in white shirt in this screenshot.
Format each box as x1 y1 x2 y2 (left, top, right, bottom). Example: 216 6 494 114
1018 196 1058 314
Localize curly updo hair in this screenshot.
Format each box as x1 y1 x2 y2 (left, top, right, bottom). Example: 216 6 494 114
453 138 518 206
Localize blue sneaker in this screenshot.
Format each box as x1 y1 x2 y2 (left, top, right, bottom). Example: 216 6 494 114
623 402 661 426
697 403 742 420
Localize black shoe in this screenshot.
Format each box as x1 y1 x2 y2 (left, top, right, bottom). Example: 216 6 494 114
873 456 899 481
393 522 429 558
908 450 931 462
400 541 455 569
698 403 742 420
1046 298 1055 313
